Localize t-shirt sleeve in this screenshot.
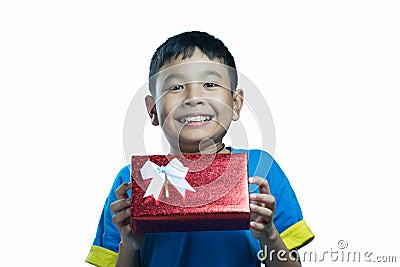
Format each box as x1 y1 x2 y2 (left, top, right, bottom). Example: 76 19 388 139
85 166 131 267
249 150 314 250
268 159 314 249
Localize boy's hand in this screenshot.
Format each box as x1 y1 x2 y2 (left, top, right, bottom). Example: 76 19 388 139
110 182 144 251
249 176 276 242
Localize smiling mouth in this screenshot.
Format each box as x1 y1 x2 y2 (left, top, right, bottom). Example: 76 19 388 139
177 115 213 124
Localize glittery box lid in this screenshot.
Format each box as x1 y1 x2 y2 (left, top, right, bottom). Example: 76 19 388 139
131 153 250 233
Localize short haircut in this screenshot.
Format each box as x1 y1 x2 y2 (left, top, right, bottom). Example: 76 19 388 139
148 31 238 95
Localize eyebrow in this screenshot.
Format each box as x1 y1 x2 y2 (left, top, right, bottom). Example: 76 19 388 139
163 70 222 84
163 73 185 84
203 70 222 79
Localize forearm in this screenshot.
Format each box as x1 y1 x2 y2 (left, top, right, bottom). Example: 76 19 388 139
260 224 301 267
115 242 140 267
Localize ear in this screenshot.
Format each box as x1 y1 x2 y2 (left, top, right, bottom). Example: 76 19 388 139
144 95 159 126
232 89 244 121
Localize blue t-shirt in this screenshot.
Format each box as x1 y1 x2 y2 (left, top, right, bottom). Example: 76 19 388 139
86 149 314 267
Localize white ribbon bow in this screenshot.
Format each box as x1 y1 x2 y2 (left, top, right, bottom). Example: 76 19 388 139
140 158 195 200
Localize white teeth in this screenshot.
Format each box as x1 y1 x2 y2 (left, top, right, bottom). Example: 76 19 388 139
182 116 211 123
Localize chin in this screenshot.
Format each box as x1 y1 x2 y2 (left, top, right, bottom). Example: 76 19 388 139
179 136 208 145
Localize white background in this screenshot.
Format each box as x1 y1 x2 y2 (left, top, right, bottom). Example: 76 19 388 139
1 1 399 266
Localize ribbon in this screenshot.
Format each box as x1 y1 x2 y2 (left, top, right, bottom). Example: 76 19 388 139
140 158 195 200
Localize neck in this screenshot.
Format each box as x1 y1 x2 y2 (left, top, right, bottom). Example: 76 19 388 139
169 142 228 155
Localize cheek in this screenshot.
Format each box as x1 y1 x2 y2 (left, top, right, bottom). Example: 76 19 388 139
157 101 179 125
213 96 234 116
211 104 233 131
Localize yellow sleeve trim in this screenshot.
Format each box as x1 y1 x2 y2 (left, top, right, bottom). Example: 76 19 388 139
280 220 315 250
85 245 118 267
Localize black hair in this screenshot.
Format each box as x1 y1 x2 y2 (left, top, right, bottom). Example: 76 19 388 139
148 31 238 95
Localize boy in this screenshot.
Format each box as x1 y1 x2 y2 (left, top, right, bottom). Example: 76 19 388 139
86 31 314 267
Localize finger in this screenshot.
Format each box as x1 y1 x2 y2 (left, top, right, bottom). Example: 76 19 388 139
250 221 265 231
110 198 131 214
250 203 274 221
111 207 131 227
120 223 132 236
116 182 132 200
249 193 275 211
249 176 271 195
250 200 264 207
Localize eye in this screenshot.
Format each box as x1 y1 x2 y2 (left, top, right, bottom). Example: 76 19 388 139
203 82 219 88
168 84 184 91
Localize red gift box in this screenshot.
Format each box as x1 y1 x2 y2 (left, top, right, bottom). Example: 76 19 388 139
130 153 250 233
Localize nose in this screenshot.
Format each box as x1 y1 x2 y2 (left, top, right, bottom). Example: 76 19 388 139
183 83 206 107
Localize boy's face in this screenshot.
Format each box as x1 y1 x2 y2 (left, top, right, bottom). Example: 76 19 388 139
145 48 243 153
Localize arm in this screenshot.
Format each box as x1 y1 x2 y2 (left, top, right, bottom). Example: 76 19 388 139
249 176 301 267
115 243 140 267
110 182 145 267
